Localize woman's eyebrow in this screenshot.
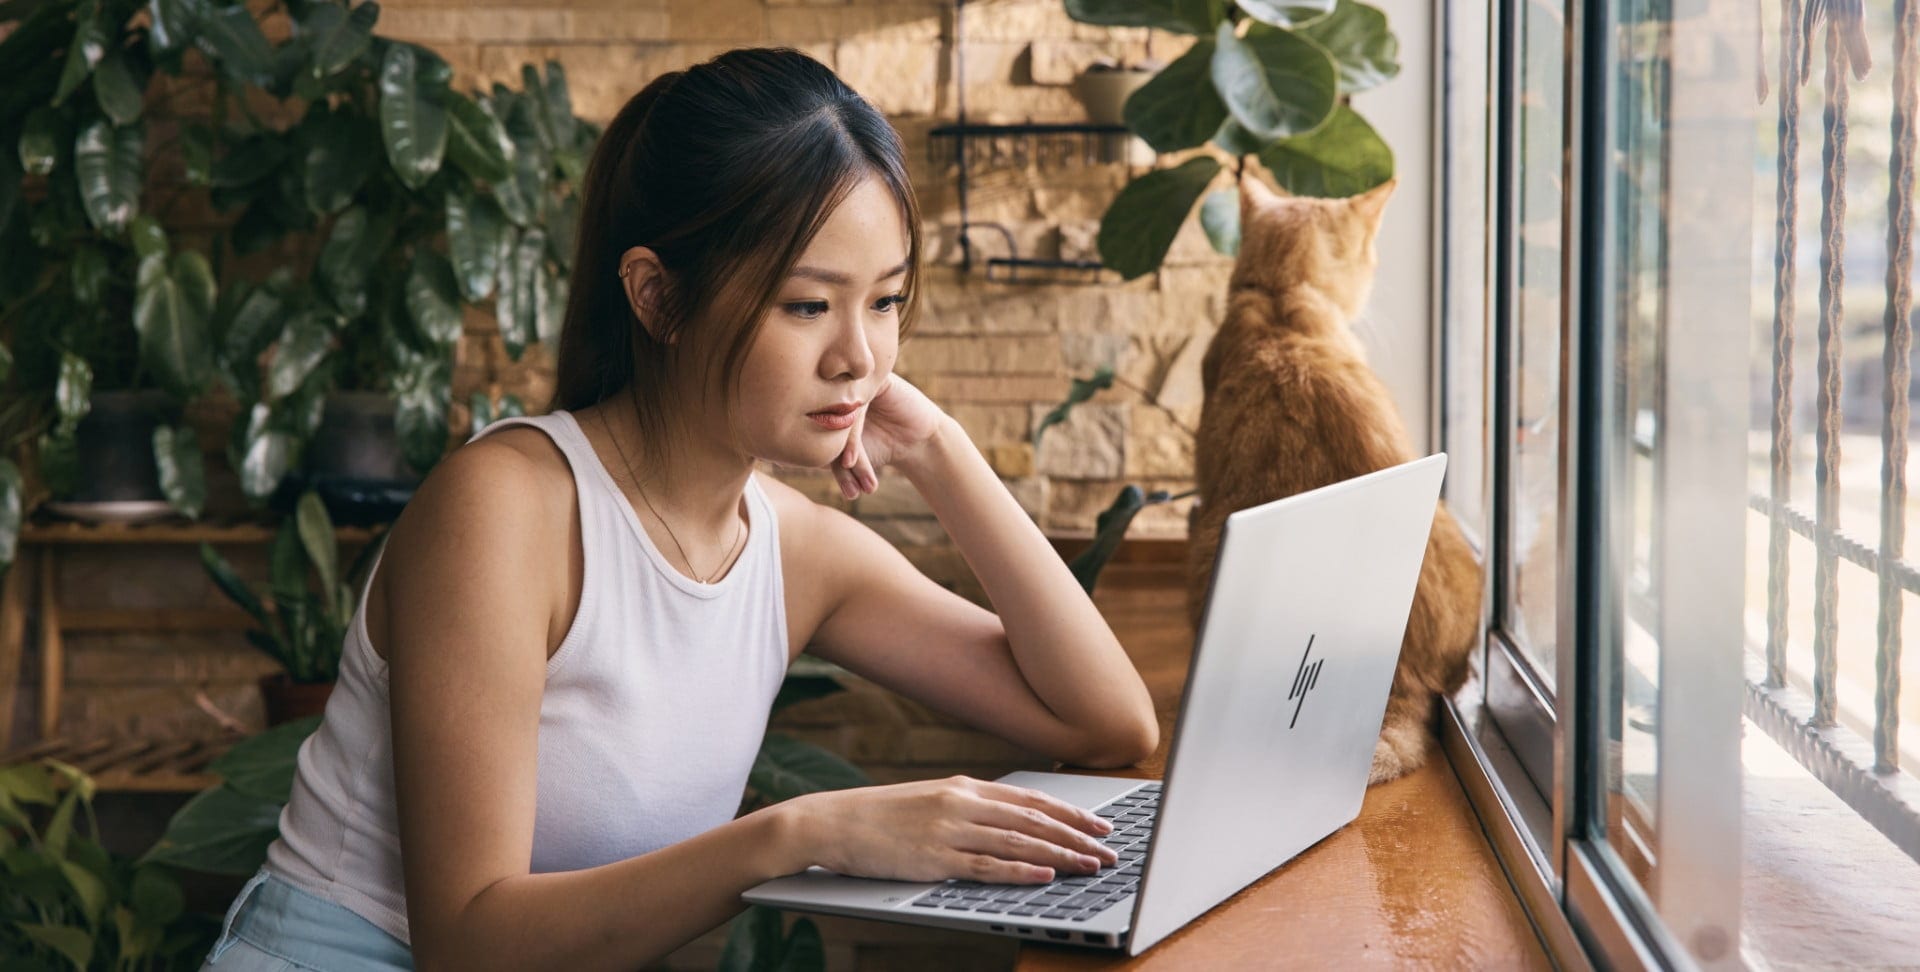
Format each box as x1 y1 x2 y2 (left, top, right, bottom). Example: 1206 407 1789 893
788 258 911 286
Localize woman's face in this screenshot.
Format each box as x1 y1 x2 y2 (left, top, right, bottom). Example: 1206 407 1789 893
727 173 910 469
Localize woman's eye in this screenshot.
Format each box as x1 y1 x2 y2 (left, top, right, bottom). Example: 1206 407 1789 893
875 294 905 313
785 301 829 319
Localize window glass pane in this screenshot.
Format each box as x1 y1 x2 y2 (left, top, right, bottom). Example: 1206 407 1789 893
1442 2 1493 546
1508 0 1566 677
1591 0 1920 965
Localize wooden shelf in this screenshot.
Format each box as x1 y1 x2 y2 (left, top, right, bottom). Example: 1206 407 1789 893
0 733 239 793
22 515 383 545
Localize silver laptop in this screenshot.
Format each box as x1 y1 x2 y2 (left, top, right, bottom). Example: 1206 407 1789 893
742 453 1448 955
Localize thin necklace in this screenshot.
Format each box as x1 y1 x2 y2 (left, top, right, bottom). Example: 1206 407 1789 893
595 392 745 584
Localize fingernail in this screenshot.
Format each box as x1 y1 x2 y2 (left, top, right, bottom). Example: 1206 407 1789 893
1080 855 1102 870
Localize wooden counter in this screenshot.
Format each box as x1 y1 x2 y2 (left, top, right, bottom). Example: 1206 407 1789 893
1015 564 1548 970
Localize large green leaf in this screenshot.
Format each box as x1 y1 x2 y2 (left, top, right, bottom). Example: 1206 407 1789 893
219 283 285 399
747 733 869 804
194 2 277 87
129 212 167 259
771 674 845 713
73 118 142 236
0 459 21 571
301 109 377 216
1297 0 1398 93
445 90 513 184
378 42 448 190
18 106 65 176
404 249 462 346
154 423 205 519
18 922 92 971
92 46 145 125
146 0 197 61
53 0 108 105
137 784 283 876
58 858 108 925
1033 366 1115 447
1064 0 1223 34
129 867 184 928
392 351 449 472
1210 21 1338 141
495 228 548 359
303 1 379 80
53 352 90 436
295 491 337 605
317 206 387 318
133 250 216 397
266 310 335 403
1257 104 1393 197
67 244 110 306
1200 187 1240 256
1232 0 1335 27
208 715 321 803
446 190 504 301
1122 41 1226 154
1096 155 1221 280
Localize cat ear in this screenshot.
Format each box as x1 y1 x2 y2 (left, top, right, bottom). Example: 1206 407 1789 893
1348 178 1397 224
1239 171 1285 215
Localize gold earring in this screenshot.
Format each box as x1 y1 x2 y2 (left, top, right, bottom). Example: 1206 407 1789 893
618 264 633 278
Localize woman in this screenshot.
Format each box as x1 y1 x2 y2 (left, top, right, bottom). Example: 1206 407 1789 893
203 47 1158 971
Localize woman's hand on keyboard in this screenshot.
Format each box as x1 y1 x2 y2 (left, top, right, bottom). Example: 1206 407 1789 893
791 775 1119 884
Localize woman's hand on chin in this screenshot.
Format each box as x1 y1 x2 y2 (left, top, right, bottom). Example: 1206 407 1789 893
831 374 948 500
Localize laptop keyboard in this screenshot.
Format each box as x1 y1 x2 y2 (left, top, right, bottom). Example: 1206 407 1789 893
906 782 1160 923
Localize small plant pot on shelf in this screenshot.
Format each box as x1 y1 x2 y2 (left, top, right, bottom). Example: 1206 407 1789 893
292 391 420 526
1071 65 1156 124
1070 65 1159 167
41 389 178 524
260 673 333 727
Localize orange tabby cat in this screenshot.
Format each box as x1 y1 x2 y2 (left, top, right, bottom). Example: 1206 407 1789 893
1187 170 1484 784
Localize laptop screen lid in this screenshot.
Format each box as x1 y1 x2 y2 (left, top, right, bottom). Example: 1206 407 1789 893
1126 454 1448 955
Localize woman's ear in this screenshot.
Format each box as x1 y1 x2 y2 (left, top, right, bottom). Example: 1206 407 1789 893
618 245 674 344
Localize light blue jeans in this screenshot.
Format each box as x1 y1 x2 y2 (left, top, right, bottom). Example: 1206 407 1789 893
200 869 414 971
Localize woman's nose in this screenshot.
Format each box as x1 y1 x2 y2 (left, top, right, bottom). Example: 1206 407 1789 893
825 313 874 382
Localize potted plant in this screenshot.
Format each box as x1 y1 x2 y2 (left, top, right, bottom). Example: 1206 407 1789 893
0 0 223 543
199 490 375 725
168 1 595 519
1042 0 1402 589
0 759 217 968
1064 0 1401 276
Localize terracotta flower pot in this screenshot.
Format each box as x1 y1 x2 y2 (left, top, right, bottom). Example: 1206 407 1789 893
259 673 334 726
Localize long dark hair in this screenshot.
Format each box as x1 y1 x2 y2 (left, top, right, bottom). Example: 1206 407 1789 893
552 47 923 453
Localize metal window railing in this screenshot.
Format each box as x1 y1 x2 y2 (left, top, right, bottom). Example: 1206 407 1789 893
1751 0 1920 864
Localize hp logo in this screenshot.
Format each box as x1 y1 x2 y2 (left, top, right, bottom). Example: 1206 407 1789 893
1287 634 1323 729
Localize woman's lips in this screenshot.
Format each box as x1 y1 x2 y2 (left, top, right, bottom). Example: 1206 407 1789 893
802 405 856 428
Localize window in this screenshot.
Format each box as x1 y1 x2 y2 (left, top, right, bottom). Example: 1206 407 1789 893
1445 0 1920 966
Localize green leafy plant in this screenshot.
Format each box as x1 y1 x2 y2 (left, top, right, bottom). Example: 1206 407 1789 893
0 0 227 554
1066 0 1400 277
155 0 597 500
0 0 599 573
198 490 371 684
0 759 216 970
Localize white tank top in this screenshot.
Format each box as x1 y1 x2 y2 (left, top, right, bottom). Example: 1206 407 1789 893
263 409 791 944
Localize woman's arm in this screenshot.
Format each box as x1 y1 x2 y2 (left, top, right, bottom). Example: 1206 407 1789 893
896 415 1159 765
807 390 1158 768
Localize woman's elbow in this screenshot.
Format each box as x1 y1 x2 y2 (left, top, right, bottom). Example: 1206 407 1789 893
1072 718 1160 769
